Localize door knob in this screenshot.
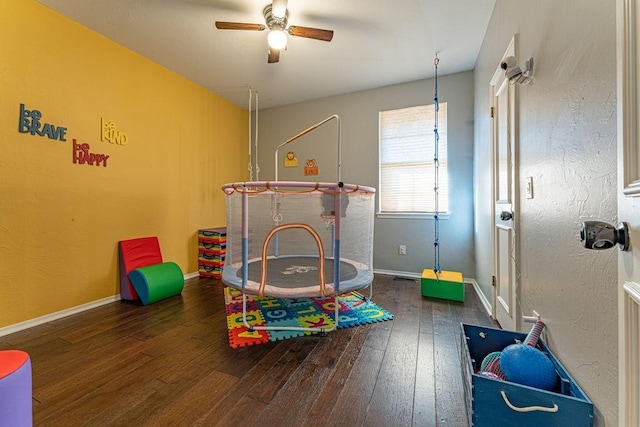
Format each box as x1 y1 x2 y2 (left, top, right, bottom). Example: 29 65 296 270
580 221 630 251
500 211 513 221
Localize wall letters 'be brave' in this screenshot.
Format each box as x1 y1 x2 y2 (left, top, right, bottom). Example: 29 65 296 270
18 103 67 141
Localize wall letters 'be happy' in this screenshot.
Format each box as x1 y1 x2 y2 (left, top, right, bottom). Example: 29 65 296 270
73 140 109 167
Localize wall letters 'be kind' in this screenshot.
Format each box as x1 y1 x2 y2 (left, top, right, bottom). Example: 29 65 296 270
18 103 110 167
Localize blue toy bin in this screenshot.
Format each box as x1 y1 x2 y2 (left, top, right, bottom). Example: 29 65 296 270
460 323 594 427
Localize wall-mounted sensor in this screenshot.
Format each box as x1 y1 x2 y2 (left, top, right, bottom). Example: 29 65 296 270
580 221 630 251
500 55 534 85
500 56 518 69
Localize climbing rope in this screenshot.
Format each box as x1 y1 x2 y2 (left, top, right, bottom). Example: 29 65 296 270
433 55 441 274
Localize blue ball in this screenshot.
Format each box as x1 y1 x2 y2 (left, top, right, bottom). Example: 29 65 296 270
500 344 557 390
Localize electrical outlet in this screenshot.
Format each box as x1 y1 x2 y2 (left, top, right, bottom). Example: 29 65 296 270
398 245 407 255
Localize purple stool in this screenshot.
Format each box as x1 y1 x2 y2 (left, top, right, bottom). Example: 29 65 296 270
0 350 32 426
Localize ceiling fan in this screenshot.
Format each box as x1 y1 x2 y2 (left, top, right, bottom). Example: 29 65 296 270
215 0 334 63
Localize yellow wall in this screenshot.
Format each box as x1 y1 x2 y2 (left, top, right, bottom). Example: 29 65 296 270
0 0 248 327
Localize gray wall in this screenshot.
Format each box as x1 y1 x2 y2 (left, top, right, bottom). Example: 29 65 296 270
255 71 475 278
473 0 618 424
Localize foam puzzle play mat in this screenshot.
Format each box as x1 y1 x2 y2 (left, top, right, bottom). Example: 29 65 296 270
224 286 394 348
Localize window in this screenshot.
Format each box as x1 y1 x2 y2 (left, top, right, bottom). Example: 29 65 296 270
378 103 448 217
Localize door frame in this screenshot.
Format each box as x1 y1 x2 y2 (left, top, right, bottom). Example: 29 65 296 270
617 0 640 423
490 35 520 331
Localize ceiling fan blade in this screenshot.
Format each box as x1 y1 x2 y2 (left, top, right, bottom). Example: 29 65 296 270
267 48 280 63
215 22 266 31
288 26 333 42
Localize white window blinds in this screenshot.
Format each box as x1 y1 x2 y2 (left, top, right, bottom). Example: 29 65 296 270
379 103 448 213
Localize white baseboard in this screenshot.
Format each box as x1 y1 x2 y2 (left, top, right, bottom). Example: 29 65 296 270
0 294 122 338
373 269 422 279
469 278 493 317
0 271 201 338
184 271 200 280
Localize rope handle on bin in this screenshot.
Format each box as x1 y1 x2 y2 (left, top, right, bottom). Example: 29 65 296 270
500 391 559 413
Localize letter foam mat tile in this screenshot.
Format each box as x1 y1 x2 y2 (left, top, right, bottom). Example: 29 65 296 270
223 287 394 348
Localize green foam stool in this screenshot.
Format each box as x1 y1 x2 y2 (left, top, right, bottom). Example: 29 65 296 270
128 262 184 305
421 269 464 302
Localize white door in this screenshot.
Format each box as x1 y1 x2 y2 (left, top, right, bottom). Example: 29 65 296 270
491 36 519 331
617 0 640 423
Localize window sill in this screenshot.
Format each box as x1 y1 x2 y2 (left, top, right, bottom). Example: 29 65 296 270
376 212 451 220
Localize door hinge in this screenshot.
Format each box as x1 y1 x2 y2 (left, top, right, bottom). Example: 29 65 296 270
490 107 494 118
492 275 496 287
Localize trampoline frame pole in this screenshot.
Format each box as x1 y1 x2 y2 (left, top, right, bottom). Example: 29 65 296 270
242 187 249 291
334 188 341 293
274 114 341 182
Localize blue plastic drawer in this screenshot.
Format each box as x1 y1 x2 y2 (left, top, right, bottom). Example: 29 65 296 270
460 323 594 427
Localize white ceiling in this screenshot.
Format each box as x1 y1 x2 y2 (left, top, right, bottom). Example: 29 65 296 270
36 0 496 110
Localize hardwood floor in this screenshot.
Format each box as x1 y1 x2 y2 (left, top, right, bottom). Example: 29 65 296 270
1 274 497 426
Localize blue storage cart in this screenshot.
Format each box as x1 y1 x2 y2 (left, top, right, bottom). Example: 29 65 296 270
460 323 594 427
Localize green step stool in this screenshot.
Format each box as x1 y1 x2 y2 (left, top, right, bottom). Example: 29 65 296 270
421 269 464 302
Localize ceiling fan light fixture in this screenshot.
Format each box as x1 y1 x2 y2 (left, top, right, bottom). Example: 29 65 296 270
216 1 333 63
268 29 288 50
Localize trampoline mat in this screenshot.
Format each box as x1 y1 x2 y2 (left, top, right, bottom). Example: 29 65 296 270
236 256 358 289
